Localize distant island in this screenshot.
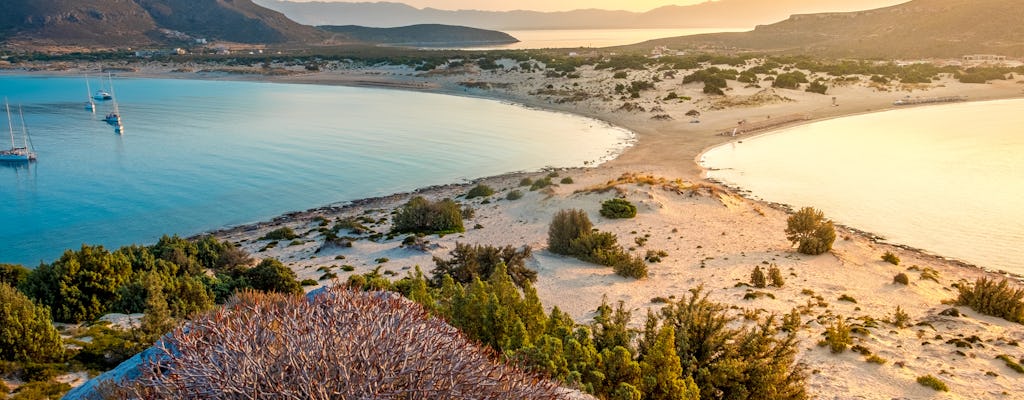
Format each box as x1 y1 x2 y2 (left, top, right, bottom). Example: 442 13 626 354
319 24 518 47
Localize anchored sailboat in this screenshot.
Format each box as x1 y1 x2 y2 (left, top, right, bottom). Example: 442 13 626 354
0 99 37 162
103 74 124 134
85 76 96 112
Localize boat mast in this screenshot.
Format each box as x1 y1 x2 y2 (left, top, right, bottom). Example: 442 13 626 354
5 99 15 149
18 106 32 150
108 73 120 115
86 75 95 109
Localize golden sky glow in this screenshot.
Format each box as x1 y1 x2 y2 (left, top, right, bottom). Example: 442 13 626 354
289 1 906 13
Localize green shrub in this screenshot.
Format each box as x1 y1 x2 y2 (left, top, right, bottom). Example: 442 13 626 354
613 71 628 79
548 209 593 255
782 309 801 332
506 190 523 201
245 259 301 294
919 267 940 283
341 265 355 272
0 263 30 287
261 227 298 241
392 196 465 235
956 278 1024 323
916 375 948 392
320 272 338 280
824 319 852 353
644 250 668 263
893 273 909 285
300 279 318 286
750 266 767 288
891 306 911 328
465 184 495 199
600 198 637 219
768 264 785 287
881 251 900 265
10 381 71 399
0 283 64 362
785 207 836 255
20 245 133 323
560 177 574 184
612 253 648 279
805 80 828 94
519 177 533 187
996 354 1024 374
569 231 621 264
375 258 389 264
530 177 554 191
432 243 536 287
865 355 887 364
838 294 857 303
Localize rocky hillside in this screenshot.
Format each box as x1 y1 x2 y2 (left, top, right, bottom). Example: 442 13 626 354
641 0 1024 58
0 0 330 47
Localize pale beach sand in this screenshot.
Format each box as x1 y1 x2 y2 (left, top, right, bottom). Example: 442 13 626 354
9 58 1024 398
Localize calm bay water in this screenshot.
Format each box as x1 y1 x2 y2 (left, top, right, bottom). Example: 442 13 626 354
456 28 748 50
0 75 632 266
701 99 1024 274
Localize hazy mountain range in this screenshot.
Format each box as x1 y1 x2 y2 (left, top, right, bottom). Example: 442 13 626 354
641 0 1024 58
253 0 907 30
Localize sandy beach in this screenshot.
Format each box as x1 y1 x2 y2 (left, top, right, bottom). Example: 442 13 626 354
8 57 1024 398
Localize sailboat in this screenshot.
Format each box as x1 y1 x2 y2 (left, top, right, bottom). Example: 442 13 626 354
0 100 37 162
103 74 123 134
85 76 96 112
93 76 112 101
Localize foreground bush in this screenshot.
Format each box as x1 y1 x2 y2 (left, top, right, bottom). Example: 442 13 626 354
600 198 637 219
116 288 568 399
392 196 466 235
0 283 64 362
20 244 132 323
785 207 836 255
956 278 1024 323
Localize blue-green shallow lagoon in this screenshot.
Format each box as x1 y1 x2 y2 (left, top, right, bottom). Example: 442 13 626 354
0 75 632 266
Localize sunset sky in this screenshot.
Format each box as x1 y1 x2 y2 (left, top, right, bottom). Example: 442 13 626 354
284 0 906 13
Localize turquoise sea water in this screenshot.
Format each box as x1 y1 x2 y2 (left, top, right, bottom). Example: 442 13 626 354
701 99 1024 274
0 75 632 266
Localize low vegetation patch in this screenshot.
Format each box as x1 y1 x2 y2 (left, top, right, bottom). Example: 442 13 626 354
881 251 900 265
823 319 852 354
893 273 910 285
600 198 637 219
997 354 1024 374
392 196 465 235
785 207 836 255
506 189 523 201
261 227 298 241
916 375 949 392
465 184 494 199
548 209 647 279
956 278 1024 324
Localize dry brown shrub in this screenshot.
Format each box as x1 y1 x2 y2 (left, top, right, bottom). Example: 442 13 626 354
117 287 568 399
